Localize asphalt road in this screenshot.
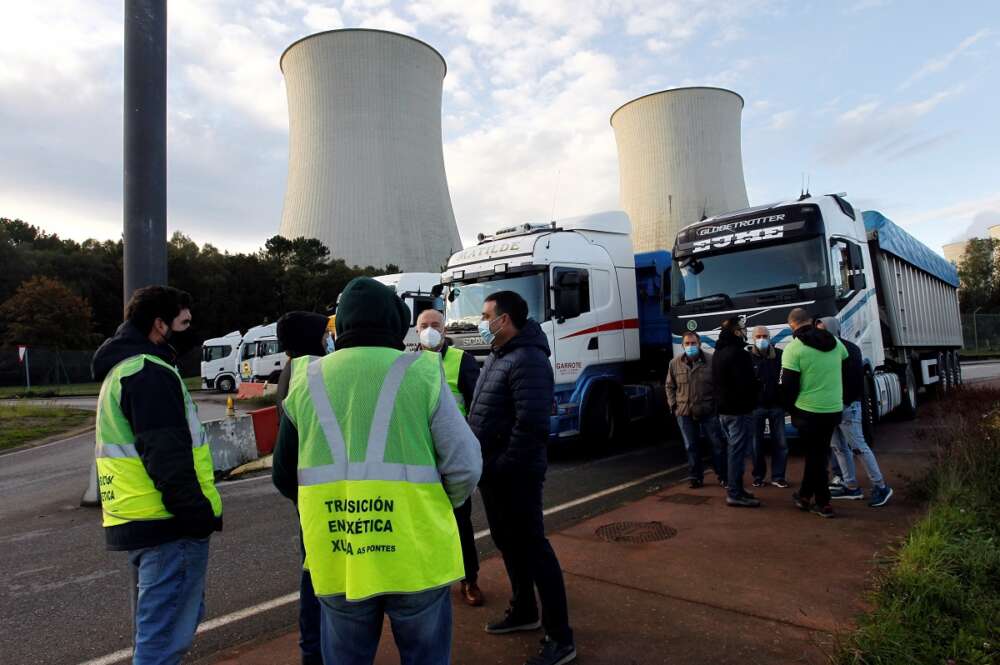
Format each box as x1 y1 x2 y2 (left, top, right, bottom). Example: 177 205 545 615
3 360 999 664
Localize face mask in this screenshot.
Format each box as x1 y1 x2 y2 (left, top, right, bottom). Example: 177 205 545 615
165 328 197 356
325 334 336 355
684 345 700 358
755 338 770 351
478 318 498 346
419 327 442 350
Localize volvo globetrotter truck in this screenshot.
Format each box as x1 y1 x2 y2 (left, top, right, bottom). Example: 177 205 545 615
670 193 963 441
373 273 443 352
440 211 672 444
200 330 242 392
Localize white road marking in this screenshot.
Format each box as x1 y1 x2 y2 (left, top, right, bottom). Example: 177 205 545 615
78 461 684 665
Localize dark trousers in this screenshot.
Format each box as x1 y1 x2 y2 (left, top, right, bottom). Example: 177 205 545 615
480 477 573 645
454 497 479 584
792 411 842 507
299 531 322 664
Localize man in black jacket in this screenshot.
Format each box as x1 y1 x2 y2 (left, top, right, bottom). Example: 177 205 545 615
749 326 789 488
92 286 222 664
712 318 761 507
467 291 576 665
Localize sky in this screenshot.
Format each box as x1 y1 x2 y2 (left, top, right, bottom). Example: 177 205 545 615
0 0 997 258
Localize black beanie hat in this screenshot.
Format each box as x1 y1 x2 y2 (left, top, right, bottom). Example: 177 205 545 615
334 277 411 351
276 311 328 358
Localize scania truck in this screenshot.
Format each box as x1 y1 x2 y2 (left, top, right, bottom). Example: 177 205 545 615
670 193 963 441
200 330 242 392
440 211 672 444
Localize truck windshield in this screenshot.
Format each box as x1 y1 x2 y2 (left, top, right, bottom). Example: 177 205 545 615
445 273 546 332
672 237 828 306
202 345 232 362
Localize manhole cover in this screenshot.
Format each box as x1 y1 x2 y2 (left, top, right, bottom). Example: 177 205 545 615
659 493 711 505
595 521 677 544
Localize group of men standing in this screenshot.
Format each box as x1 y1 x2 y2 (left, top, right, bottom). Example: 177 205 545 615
667 308 893 516
92 281 895 665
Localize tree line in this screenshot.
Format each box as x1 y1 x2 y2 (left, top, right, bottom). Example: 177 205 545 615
956 237 1000 313
0 217 398 350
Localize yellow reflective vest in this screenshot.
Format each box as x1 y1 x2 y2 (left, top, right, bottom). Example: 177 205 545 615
283 347 463 600
95 353 222 527
442 345 467 416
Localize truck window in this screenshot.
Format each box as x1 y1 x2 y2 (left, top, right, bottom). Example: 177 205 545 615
258 340 282 356
552 268 590 320
410 297 438 325
831 238 865 299
202 345 231 362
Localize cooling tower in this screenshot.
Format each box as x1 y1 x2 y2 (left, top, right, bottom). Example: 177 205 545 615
610 87 749 253
278 29 462 271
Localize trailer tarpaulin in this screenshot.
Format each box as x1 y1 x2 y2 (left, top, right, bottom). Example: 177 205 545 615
863 210 959 287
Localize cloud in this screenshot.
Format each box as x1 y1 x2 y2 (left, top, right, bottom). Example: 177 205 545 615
899 29 990 90
844 0 891 14
767 109 797 130
903 193 1000 242
302 5 344 31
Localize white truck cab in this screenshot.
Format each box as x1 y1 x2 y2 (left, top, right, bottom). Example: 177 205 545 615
373 273 443 351
200 331 241 392
238 323 286 383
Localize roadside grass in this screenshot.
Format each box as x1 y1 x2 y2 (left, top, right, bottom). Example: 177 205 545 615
241 393 279 409
835 387 1000 665
0 404 94 450
0 376 202 398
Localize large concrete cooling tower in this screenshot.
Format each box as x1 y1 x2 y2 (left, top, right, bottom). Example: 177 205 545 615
610 87 749 253
278 29 462 271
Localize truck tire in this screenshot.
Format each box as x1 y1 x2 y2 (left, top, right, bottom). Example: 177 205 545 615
898 363 918 419
937 352 950 395
952 350 963 386
862 374 877 446
217 375 236 393
582 383 624 452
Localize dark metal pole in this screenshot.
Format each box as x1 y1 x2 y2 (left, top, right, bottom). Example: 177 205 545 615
123 0 167 307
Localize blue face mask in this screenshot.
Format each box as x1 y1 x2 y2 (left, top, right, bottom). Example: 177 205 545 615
325 335 335 355
755 338 769 352
684 345 700 358
478 318 497 346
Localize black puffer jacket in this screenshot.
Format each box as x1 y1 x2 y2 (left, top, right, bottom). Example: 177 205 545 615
750 346 783 408
92 322 222 551
712 329 759 415
841 338 865 405
467 319 552 481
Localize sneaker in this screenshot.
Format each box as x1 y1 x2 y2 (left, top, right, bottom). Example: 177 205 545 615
831 486 864 500
828 476 844 491
718 479 728 489
739 490 757 500
811 504 835 518
726 495 761 507
689 478 704 489
486 609 541 634
752 479 765 488
525 636 577 665
770 479 790 488
868 485 894 508
792 492 811 511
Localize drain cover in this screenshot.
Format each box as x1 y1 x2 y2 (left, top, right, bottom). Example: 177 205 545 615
595 521 677 544
659 493 711 505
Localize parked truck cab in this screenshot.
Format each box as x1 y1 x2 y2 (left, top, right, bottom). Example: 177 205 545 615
200 331 241 392
373 273 443 352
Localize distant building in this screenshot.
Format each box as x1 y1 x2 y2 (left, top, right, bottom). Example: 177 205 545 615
278 29 462 272
610 87 749 254
944 225 1000 266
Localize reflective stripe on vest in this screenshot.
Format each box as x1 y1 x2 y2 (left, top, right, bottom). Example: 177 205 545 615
288 348 463 601
442 346 466 416
95 353 222 527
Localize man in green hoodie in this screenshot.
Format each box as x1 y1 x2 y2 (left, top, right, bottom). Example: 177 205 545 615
780 308 849 518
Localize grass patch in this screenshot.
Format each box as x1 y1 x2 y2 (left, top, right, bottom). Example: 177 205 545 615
0 404 93 450
0 376 202 398
835 387 1000 665
241 392 279 409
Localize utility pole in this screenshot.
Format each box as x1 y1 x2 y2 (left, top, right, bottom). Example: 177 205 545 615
122 0 168 304
973 306 983 351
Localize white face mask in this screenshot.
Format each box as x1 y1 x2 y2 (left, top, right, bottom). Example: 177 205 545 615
419 327 442 350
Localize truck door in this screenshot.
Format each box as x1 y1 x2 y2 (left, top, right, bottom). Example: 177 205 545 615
591 268 625 363
551 266 598 384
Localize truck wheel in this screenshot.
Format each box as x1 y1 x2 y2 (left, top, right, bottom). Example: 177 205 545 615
937 352 950 395
862 374 877 446
582 384 623 452
898 363 918 419
952 351 963 386
217 376 235 393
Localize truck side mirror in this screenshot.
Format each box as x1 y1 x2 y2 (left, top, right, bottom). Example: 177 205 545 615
431 284 443 297
849 273 866 291
848 242 864 270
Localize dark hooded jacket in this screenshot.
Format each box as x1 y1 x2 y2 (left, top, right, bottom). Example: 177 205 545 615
711 329 759 415
92 322 222 551
840 338 865 405
467 319 552 480
750 344 783 409
778 324 841 411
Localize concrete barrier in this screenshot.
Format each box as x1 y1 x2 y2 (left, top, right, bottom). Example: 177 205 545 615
204 415 259 472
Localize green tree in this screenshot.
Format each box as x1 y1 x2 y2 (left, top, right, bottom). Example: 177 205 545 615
0 276 97 348
957 238 999 312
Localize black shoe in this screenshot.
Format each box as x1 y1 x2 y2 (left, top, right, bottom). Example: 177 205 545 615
486 608 541 634
811 504 835 519
726 495 761 507
689 478 704 489
718 479 728 489
739 490 756 500
525 636 577 665
752 479 765 487
771 479 790 488
792 492 811 511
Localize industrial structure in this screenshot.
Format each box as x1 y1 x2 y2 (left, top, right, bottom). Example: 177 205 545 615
943 224 1000 266
278 29 462 272
610 87 749 254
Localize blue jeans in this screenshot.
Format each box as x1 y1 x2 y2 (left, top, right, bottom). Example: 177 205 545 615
319 586 452 665
676 415 727 482
752 407 788 482
128 537 210 665
830 401 885 488
719 414 753 499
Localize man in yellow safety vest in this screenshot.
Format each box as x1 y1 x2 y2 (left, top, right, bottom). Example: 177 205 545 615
272 277 482 665
92 285 222 665
415 307 485 607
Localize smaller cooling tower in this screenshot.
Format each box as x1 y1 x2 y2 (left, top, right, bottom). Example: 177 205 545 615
611 87 749 253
